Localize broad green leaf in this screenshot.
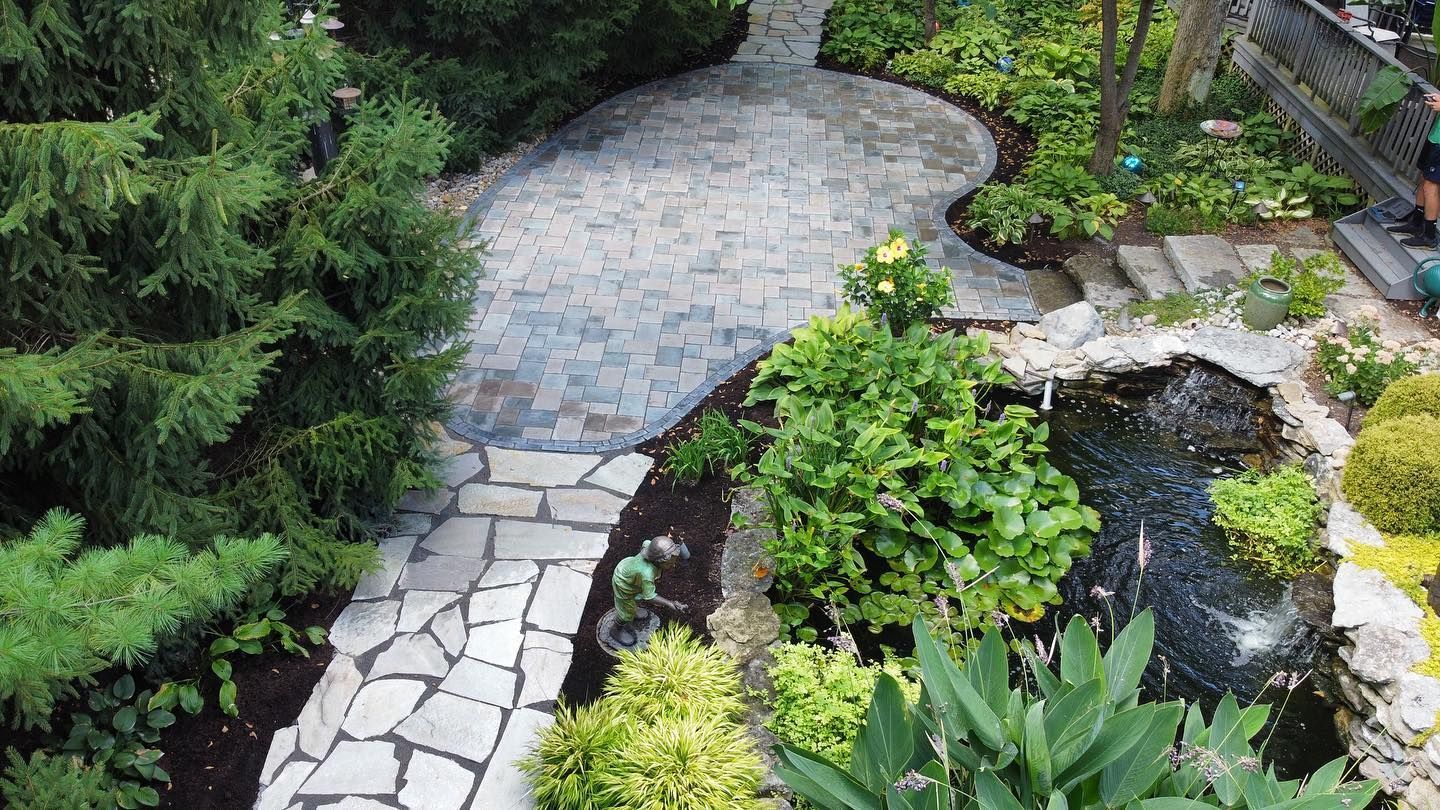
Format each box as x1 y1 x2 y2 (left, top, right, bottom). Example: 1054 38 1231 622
1025 700 1053 796
219 679 239 717
1044 678 1106 773
851 674 915 793
1356 66 1413 133
776 746 883 810
1240 704 1271 740
112 707 137 733
1103 610 1154 700
970 627 1010 709
147 684 178 712
975 770 1025 810
233 619 271 641
178 684 204 715
1059 615 1102 689
146 709 175 729
1027 509 1062 539
886 759 949 810
209 637 240 656
1208 694 1247 805
1056 703 1163 789
1300 757 1347 796
112 675 135 700
913 617 1005 751
1099 702 1185 806
1136 800 1216 809
212 659 233 681
994 504 1025 540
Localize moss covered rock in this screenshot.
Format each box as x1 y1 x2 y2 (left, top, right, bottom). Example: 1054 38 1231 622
1343 414 1440 534
1366 373 1440 428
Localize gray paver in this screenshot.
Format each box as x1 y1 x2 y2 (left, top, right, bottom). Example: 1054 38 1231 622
477 560 540 589
352 535 417 601
466 618 525 667
395 692 504 766
583 452 655 494
468 582 532 625
297 656 363 758
397 555 488 591
396 590 461 633
545 488 630 524
475 709 555 809
485 447 602 486
418 516 491 558
1163 235 1247 291
440 657 519 708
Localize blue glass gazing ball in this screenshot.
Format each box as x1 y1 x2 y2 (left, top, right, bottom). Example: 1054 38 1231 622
996 56 1014 73
1121 154 1142 173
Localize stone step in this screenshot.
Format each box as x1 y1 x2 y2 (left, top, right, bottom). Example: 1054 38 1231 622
1233 243 1282 276
1061 254 1140 309
1116 245 1185 300
1162 235 1247 291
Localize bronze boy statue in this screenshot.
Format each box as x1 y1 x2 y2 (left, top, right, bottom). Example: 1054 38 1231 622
610 535 690 647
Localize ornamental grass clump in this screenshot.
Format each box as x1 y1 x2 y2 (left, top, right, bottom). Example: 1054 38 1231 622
838 229 952 334
1343 414 1440 534
1208 465 1322 578
521 624 763 809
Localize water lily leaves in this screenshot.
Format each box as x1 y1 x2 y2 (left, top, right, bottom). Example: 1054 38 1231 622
994 504 1026 540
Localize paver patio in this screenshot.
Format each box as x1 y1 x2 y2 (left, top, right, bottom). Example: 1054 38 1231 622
448 63 1033 450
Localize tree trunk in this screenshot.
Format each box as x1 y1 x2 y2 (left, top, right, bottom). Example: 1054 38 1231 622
923 0 937 45
1089 0 1157 174
1158 0 1229 115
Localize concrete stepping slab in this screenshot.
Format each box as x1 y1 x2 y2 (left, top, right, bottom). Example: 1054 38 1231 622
1163 235 1246 291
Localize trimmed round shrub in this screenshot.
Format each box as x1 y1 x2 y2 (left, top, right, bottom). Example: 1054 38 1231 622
1343 415 1440 534
1364 373 1440 428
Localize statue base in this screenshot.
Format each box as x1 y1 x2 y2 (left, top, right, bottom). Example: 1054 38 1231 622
597 608 661 657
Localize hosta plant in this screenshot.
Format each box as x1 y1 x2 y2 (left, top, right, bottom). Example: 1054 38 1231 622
776 611 1380 809
1247 187 1312 221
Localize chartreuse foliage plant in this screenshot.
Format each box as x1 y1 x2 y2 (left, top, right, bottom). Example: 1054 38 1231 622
0 509 283 730
1208 465 1322 578
520 625 764 809
741 309 1098 638
1343 415 1440 535
1364 373 1440 428
765 643 919 767
776 611 1380 809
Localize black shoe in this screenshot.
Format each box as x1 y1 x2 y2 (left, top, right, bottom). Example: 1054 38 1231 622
1402 232 1439 249
1388 210 1426 234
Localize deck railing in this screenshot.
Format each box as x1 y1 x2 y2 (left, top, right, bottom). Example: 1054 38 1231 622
1228 0 1257 22
1238 0 1438 199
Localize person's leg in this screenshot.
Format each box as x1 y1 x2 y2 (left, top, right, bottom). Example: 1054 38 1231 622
1389 182 1429 232
1403 178 1440 248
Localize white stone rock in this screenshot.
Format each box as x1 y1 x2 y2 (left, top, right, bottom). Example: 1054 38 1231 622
583 453 655 495
260 725 297 787
352 535 417 600
1305 417 1354 457
1016 337 1059 371
1002 355 1026 379
466 618 525 667
395 692 503 766
433 605 467 656
1348 623 1431 685
297 655 363 758
257 760 316 810
398 751 475 810
419 516 492 558
458 483 543 517
397 590 460 633
315 799 394 810
1184 327 1306 386
1333 562 1423 630
545 488 630 524
487 447 602 487
1326 501 1385 556
298 741 400 795
478 560 541 588
437 452 485 487
397 555 488 590
469 582 532 625
341 679 428 739
329 600 400 658
527 565 591 634
1013 322 1046 341
476 709 555 808
492 520 609 559
439 656 518 707
1038 302 1104 350
1398 673 1440 733
367 633 450 680
517 633 573 706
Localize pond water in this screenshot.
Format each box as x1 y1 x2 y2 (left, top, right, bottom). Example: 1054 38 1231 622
1019 365 1341 778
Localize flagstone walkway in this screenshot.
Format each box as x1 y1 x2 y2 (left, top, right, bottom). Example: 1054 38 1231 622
732 0 834 64
254 443 654 810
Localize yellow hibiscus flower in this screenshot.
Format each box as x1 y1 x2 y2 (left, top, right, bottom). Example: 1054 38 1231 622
854 263 866 271
876 245 895 264
891 238 909 258
877 279 895 294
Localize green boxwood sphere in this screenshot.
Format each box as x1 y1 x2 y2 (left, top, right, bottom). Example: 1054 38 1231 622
1343 414 1440 534
1365 373 1440 428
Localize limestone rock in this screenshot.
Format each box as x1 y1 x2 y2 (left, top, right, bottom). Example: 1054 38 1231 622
341 679 427 740
1163 235 1245 291
260 725 297 787
475 708 554 807
517 632 573 707
1117 244 1184 300
478 559 540 588
1234 243 1283 275
1061 253 1139 309
546 488 630 524
436 452 485 487
1002 355 1026 379
439 656 518 708
297 741 400 795
492 520 609 559
1333 563 1423 630
1275 380 1306 404
584 453 656 495
351 535 417 601
707 592 780 664
730 487 772 528
297 655 363 758
458 483 542 517
1038 301 1104 350
399 751 475 810
396 487 453 515
419 516 491 558
526 564 591 634
486 447 602 487
397 590 460 633
1184 327 1306 386
1397 673 1440 733
256 761 316 810
466 618 524 667
1349 624 1431 685
367 633 450 680
433 605 467 657
721 528 776 599
397 555 488 591
1326 501 1384 556
1305 417 1354 457
395 692 503 766
469 582 532 626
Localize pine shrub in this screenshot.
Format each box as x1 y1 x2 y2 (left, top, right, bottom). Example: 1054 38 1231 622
1 5 479 597
1364 373 1440 428
0 510 284 729
1343 415 1440 534
0 749 112 810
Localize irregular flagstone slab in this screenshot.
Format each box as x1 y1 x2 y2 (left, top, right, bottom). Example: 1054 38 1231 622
433 605 467 656
486 447 602 486
352 535 418 601
397 590 461 633
583 453 655 495
466 618 524 667
257 760 316 810
458 483 543 518
492 520 609 559
439 656 518 708
397 554 488 591
298 740 400 795
419 516 492 558
329 600 400 658
341 679 428 739
385 512 433 537
1184 327 1306 387
476 708 555 808
437 452 485 487
546 488 630 524
560 560 598 575
367 633 450 680
1333 562 1423 630
478 559 540 588
396 487 453 515
395 692 503 766
260 725 297 787
526 565 591 634
517 632 573 706
398 751 476 810
317 799 396 810
297 655 363 758
1327 501 1384 556
468 582 532 626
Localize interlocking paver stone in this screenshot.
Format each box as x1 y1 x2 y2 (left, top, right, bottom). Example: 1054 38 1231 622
450 63 1025 450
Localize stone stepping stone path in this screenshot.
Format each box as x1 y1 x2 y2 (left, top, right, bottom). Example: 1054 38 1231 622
255 444 655 810
733 0 833 65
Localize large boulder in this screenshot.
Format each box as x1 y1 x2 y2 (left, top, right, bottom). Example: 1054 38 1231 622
1037 302 1104 350
706 591 780 664
1184 327 1306 387
1332 563 1423 630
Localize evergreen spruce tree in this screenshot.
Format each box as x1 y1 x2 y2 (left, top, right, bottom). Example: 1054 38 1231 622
0 3 479 596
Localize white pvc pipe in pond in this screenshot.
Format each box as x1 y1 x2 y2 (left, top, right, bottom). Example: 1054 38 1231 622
1040 378 1054 411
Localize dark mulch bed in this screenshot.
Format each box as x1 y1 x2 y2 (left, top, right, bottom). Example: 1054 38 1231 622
158 591 348 809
